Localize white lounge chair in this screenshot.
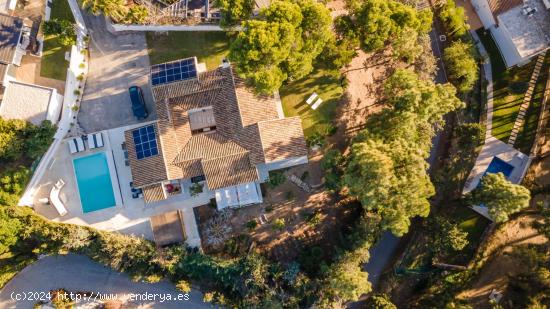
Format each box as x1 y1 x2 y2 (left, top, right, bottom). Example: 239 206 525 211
87 133 104 149
306 93 318 105
311 98 323 110
68 139 78 154
75 137 85 151
49 179 67 216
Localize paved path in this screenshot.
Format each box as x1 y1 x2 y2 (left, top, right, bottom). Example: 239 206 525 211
78 11 156 133
0 254 211 309
508 52 547 145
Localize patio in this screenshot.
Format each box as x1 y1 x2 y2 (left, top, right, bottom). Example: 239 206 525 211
463 136 531 195
31 121 213 247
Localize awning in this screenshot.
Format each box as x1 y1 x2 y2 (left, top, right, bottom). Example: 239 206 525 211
215 182 261 209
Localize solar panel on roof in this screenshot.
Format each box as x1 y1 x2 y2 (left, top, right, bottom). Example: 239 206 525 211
151 58 198 86
132 125 159 160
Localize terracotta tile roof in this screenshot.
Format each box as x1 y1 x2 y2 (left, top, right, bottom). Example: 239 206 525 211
129 63 307 189
124 125 168 187
233 75 280 127
488 0 523 16
173 132 247 163
142 183 167 203
258 117 308 162
202 152 259 190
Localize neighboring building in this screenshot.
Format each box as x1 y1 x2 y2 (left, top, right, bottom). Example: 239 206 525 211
0 13 24 87
124 57 308 209
0 81 63 125
0 0 17 14
471 0 550 67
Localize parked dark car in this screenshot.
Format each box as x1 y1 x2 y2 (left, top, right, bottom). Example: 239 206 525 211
129 86 148 119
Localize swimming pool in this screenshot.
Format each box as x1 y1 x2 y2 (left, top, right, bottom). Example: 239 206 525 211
73 152 116 213
485 157 514 179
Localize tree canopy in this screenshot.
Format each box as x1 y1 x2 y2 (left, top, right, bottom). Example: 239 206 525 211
81 0 148 23
215 0 255 27
229 0 332 93
469 173 531 223
344 69 463 235
443 41 478 93
0 118 56 162
353 0 432 51
0 207 22 254
439 0 469 39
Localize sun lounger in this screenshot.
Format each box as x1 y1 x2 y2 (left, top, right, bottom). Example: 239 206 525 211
87 133 104 149
49 179 67 216
311 98 323 110
306 93 318 105
68 139 78 154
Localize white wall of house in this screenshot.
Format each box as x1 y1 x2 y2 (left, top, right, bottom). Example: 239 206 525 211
470 0 496 29
256 155 309 181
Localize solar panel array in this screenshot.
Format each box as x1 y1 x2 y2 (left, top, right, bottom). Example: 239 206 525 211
151 58 197 86
132 125 159 160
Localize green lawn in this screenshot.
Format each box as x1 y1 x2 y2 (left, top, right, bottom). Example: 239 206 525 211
476 29 537 143
146 32 233 70
40 0 74 81
515 53 550 153
280 68 343 138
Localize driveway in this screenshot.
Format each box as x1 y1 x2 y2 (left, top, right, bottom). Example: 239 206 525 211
0 254 211 309
78 11 156 133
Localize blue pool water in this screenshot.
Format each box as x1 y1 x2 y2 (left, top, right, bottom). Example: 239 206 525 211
73 152 116 213
485 157 514 179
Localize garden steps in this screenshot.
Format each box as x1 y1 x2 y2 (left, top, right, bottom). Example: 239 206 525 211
508 52 546 146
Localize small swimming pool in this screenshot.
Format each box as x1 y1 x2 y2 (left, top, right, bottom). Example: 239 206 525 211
73 152 116 213
485 157 514 179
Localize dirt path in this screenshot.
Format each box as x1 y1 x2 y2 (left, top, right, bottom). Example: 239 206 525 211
457 214 548 308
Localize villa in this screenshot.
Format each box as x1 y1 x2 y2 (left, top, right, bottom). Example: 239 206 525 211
26 57 308 248
128 58 308 208
470 0 550 67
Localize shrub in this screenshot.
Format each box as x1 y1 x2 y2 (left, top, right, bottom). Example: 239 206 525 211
176 280 192 293
304 211 322 227
272 218 285 231
73 90 81 96
245 220 258 230
267 170 286 188
190 183 204 197
71 105 79 112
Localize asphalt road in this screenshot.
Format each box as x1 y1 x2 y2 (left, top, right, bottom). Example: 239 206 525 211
0 254 212 309
360 18 451 291
78 11 156 133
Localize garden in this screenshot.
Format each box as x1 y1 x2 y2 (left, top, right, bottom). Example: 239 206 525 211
40 0 75 81
476 28 550 149
146 32 234 70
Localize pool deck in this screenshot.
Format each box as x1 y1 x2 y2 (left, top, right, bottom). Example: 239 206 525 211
31 122 206 247
463 136 531 191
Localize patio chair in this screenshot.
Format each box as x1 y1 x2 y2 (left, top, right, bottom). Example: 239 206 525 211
77 137 85 151
306 93 318 105
68 139 78 154
311 98 323 110
49 180 67 216
87 133 104 149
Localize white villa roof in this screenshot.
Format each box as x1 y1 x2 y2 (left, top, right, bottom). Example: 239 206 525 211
497 3 550 59
0 81 55 125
